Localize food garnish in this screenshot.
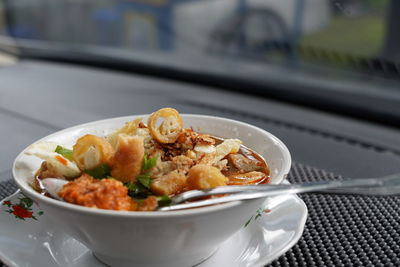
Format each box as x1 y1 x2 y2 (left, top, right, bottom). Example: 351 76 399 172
27 107 270 211
55 146 73 161
84 163 111 179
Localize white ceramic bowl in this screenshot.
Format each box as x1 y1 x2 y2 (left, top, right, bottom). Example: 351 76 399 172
12 114 291 267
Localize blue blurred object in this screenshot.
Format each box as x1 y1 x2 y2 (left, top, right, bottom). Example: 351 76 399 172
92 0 249 50
8 26 41 39
92 8 121 46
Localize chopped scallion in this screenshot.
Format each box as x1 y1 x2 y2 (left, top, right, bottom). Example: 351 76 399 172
143 154 158 171
156 195 172 206
125 181 151 199
55 145 73 161
137 173 152 188
84 163 111 179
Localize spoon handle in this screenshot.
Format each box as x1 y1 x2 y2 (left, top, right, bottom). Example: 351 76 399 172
159 175 399 211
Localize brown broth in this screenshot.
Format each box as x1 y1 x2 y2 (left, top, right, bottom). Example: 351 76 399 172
211 136 270 184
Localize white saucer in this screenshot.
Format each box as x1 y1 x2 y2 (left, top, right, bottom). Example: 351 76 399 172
0 190 307 267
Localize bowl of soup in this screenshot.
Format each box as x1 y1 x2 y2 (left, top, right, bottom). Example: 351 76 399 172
13 108 291 267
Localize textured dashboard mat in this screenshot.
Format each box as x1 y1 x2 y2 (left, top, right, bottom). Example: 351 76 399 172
268 163 400 267
0 180 17 201
1 163 399 267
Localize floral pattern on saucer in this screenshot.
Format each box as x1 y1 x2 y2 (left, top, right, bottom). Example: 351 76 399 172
244 207 272 227
0 189 307 267
2 193 43 221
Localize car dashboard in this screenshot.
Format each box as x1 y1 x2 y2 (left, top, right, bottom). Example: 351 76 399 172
0 59 399 266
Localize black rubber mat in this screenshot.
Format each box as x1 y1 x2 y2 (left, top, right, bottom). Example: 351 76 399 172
1 163 399 267
0 180 17 201
269 163 400 267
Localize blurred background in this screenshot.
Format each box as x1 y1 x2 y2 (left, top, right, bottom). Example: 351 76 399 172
0 0 399 126
0 0 394 60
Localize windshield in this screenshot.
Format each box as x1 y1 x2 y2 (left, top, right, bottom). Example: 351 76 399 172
0 0 399 126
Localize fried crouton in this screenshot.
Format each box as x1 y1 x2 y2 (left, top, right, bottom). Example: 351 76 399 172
111 134 144 183
150 170 186 196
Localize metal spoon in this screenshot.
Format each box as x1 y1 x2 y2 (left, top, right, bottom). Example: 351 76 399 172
158 174 400 211
41 174 400 212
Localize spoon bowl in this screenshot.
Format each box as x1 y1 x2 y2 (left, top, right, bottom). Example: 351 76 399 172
41 178 67 200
